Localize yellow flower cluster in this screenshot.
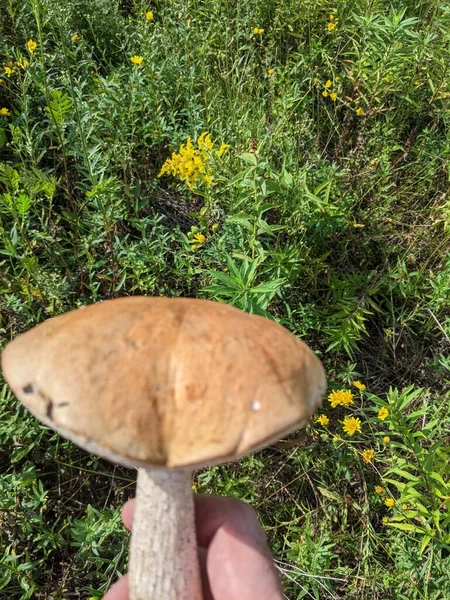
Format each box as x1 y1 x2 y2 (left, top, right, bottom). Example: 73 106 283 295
3 55 30 78
328 389 354 408
0 107 10 116
71 33 79 42
146 11 154 22
327 14 337 31
253 27 264 35
322 77 338 101
159 132 229 190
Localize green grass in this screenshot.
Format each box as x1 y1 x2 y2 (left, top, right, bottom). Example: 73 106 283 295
1 0 450 598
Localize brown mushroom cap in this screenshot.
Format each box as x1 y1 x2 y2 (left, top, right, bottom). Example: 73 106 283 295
1 297 326 469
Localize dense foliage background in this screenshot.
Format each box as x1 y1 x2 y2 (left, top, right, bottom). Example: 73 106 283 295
1 0 449 598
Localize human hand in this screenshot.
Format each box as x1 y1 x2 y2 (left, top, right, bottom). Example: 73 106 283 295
104 494 284 600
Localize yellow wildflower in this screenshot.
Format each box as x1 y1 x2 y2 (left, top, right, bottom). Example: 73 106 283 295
146 10 154 21
362 449 375 464
267 68 274 76
342 416 361 436
322 90 329 97
191 244 197 250
383 435 391 444
27 39 37 53
335 76 340 81
130 55 144 65
327 22 336 31
378 407 389 421
382 516 389 523
253 27 264 35
0 78 3 84
216 143 230 157
330 92 338 101
193 233 206 244
329 14 335 21
325 80 332 88
197 131 213 151
0 107 10 116
316 414 330 426
71 33 79 42
401 504 408 510
159 133 224 189
4 66 14 77
328 389 354 408
353 380 366 391
356 107 364 116
385 498 395 508
375 486 384 494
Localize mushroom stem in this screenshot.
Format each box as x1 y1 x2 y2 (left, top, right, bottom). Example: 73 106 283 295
129 467 203 600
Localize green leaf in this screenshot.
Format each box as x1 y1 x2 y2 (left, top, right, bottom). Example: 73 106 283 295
386 522 426 533
16 193 31 217
227 214 253 231
239 153 258 166
0 127 6 149
249 279 285 294
419 535 433 555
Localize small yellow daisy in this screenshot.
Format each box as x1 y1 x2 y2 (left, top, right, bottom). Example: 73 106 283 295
353 380 366 391
27 39 37 53
378 407 389 421
130 55 144 65
193 233 206 244
316 414 330 426
342 416 361 436
362 449 375 464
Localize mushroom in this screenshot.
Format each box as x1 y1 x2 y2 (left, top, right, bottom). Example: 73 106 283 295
1 296 326 600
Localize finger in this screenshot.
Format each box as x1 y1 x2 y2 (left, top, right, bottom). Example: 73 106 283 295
117 495 283 600
196 496 283 600
103 573 129 600
121 498 135 531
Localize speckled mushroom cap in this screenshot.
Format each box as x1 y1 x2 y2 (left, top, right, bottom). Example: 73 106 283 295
1 297 326 469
